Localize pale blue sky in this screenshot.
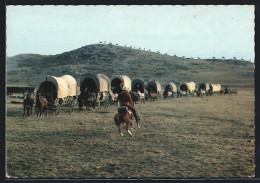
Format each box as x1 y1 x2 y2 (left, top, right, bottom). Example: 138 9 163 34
6 5 254 62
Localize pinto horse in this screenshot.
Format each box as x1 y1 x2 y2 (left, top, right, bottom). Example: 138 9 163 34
36 92 48 117
114 106 140 137
23 92 34 117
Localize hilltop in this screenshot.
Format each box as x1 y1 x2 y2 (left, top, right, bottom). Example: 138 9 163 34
6 44 254 88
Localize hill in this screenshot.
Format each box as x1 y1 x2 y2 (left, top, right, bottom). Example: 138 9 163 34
6 44 254 88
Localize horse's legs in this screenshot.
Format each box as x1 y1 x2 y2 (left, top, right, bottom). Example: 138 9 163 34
30 106 33 116
45 107 48 116
130 122 134 132
40 108 42 118
136 121 140 129
118 125 123 136
23 106 26 117
126 122 133 137
27 107 30 116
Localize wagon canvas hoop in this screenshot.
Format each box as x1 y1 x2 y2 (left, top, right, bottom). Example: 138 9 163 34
132 79 145 93
209 84 221 92
80 73 110 93
198 83 210 91
165 82 177 93
147 81 162 93
111 75 131 92
180 82 196 93
35 75 77 99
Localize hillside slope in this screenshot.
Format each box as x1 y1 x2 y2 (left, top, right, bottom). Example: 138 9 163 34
6 44 254 88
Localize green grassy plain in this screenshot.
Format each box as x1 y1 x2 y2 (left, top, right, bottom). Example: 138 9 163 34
6 89 255 178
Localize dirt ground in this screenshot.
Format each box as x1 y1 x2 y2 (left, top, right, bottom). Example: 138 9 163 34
6 89 255 179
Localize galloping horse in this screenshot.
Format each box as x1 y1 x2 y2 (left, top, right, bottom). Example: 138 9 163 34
114 91 141 137
36 91 48 117
23 91 34 117
114 106 140 137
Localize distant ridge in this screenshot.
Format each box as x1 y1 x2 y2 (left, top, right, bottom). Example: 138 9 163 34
6 44 254 88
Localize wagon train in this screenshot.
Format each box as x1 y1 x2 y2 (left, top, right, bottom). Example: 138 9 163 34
35 75 77 116
131 79 146 103
163 82 177 99
146 81 162 101
78 73 110 110
178 81 196 97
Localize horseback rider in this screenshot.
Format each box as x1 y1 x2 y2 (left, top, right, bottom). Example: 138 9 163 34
118 87 141 124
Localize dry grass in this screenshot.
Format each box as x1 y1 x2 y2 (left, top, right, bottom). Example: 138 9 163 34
6 89 255 178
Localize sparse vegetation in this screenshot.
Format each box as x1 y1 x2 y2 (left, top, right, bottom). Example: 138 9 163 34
6 44 254 90
6 89 255 178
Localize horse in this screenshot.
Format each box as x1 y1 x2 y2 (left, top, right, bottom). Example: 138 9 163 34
220 88 229 95
195 89 205 97
130 92 138 106
23 91 34 117
163 90 173 99
114 106 140 137
36 92 48 118
109 90 119 105
78 88 98 111
86 92 97 111
136 90 145 104
149 91 157 101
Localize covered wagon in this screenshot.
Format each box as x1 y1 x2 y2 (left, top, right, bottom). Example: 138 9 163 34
78 73 110 110
146 81 162 100
132 79 145 93
111 75 131 94
198 83 210 92
209 84 221 94
163 82 177 99
179 82 196 94
35 75 77 115
131 79 146 103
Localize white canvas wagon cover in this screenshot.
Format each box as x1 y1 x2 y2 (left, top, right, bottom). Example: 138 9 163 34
80 73 110 92
111 75 131 91
147 81 162 93
210 84 221 92
165 82 177 92
35 75 77 99
180 82 196 92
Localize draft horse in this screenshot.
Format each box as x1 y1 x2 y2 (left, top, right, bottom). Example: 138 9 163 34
78 89 98 111
36 91 48 117
23 91 34 117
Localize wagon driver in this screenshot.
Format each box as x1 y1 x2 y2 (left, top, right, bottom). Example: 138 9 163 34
118 87 141 125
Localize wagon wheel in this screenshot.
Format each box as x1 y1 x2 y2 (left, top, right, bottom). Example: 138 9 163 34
69 100 74 115
55 105 60 116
